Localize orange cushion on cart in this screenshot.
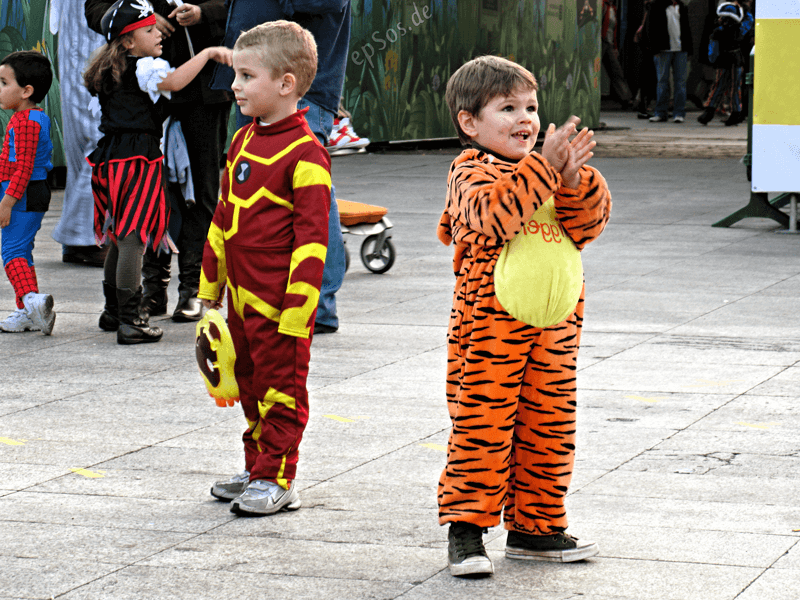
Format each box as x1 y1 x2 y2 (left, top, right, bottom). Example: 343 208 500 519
337 199 388 226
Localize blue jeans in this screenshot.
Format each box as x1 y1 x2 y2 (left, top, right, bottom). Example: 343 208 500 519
653 51 688 119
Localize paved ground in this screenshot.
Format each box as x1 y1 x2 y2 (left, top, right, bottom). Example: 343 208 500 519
594 109 748 159
2 122 799 599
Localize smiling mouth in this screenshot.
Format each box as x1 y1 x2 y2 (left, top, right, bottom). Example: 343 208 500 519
512 132 530 142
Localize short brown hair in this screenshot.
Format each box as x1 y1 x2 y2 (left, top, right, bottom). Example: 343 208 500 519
446 56 538 145
234 21 317 97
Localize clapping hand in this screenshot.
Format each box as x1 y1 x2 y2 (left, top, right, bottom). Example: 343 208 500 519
561 126 596 189
541 116 580 173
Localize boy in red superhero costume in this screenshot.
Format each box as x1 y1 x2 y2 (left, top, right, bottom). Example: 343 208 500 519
199 21 330 515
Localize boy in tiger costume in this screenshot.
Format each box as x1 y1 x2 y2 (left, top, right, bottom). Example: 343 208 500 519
438 56 611 577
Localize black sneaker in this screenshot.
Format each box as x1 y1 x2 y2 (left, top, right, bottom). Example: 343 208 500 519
505 531 598 562
447 522 494 577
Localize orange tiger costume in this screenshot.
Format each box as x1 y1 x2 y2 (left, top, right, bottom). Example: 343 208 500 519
437 148 611 535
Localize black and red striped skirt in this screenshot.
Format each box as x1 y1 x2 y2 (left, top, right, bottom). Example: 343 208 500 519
90 155 170 251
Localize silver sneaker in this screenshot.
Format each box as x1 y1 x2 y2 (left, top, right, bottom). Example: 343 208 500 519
230 479 301 515
0 308 41 333
210 470 250 501
22 292 55 335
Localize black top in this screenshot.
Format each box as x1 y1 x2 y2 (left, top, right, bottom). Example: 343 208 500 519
88 56 166 165
643 0 694 56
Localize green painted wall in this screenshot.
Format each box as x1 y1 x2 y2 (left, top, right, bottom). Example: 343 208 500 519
344 0 601 142
2 0 601 162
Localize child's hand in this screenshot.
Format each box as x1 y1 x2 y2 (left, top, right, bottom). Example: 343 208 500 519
205 47 233 67
561 127 596 189
202 298 223 310
541 116 580 172
0 195 15 229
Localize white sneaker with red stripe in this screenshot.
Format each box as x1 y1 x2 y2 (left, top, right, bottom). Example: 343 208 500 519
327 117 370 150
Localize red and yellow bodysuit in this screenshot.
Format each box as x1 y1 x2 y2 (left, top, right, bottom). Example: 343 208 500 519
437 149 611 535
199 109 331 488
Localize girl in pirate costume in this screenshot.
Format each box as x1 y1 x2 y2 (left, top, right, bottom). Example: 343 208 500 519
83 0 231 344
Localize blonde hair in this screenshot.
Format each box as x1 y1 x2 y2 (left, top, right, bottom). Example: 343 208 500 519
446 56 538 145
234 21 317 97
83 35 131 96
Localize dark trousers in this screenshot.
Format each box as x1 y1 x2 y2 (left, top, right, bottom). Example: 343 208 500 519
167 101 231 256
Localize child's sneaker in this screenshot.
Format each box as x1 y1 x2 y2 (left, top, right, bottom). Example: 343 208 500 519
505 531 598 562
210 470 250 501
22 292 55 335
326 117 370 150
230 479 301 515
447 522 493 577
0 308 41 333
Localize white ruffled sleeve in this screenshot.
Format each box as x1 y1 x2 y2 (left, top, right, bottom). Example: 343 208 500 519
135 57 175 103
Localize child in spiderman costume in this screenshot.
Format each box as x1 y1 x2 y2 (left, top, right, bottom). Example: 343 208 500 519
0 51 56 335
199 22 331 516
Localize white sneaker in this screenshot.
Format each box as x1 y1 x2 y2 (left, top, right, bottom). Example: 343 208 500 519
210 470 250 501
22 292 56 335
327 117 371 150
673 116 685 123
230 479 301 515
0 308 41 332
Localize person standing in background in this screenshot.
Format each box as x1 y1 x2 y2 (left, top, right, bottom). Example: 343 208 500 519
644 0 693 123
601 0 633 110
50 0 107 267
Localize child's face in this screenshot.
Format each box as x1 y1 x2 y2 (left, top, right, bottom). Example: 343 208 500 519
126 25 163 58
231 48 292 123
0 64 31 112
461 87 540 161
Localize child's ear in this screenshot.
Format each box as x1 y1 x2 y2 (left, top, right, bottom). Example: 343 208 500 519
280 72 297 96
20 84 34 100
457 110 479 139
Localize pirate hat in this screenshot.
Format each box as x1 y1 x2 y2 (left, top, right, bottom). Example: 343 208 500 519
101 0 157 42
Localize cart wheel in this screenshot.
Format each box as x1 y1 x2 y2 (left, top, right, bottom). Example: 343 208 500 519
343 240 350 273
360 235 395 274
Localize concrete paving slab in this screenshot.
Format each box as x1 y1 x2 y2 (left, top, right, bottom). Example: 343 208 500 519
773 542 800 570
655 427 800 456
603 334 800 367
571 494 800 536
62 567 414 600
418 555 761 600
0 521 193 564
579 359 783 394
581 469 799 506
750 366 800 398
735 568 800 600
0 462 73 489
0 492 236 533
139 535 445 582
1 556 125 599
571 523 796 568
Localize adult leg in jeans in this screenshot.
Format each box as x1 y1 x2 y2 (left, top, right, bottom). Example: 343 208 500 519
653 52 672 119
671 51 688 119
297 99 345 333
